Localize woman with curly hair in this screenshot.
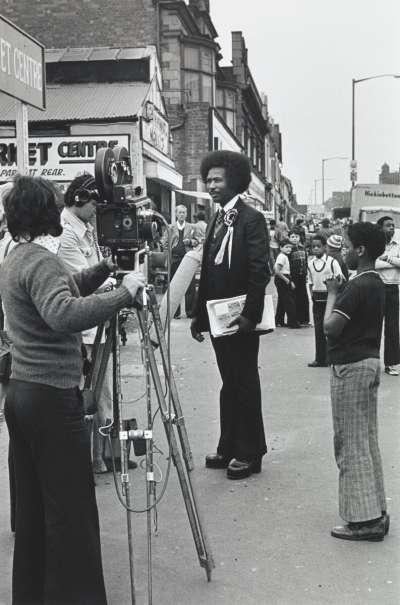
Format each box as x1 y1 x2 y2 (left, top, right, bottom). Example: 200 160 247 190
0 176 145 605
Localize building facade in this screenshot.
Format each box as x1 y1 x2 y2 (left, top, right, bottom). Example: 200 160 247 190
1 0 295 219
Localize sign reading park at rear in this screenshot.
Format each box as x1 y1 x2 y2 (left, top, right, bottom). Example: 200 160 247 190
0 16 45 109
0 135 130 181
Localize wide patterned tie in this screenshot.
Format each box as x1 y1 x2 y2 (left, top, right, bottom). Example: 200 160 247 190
213 208 225 239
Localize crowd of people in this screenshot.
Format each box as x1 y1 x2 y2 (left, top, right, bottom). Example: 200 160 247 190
0 149 398 603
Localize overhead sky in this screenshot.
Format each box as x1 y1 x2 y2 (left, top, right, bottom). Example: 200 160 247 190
210 0 400 206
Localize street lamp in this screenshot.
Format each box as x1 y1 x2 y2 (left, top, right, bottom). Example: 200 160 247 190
351 73 400 187
321 157 348 204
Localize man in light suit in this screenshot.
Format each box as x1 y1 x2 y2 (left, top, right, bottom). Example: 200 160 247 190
162 205 198 318
191 151 270 479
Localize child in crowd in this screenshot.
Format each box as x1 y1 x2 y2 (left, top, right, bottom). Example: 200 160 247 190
327 234 349 281
289 230 309 325
323 222 388 541
307 234 343 366
274 239 300 329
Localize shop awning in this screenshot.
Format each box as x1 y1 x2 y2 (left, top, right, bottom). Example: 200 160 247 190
144 159 183 190
0 82 150 123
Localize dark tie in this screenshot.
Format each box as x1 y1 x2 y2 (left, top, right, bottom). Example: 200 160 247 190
213 209 225 239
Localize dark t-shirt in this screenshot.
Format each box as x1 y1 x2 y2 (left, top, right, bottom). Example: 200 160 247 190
327 271 384 364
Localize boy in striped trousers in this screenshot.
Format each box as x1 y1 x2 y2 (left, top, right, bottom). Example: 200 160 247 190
323 222 389 541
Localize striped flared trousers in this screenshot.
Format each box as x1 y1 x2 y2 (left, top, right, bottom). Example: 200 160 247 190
330 358 386 523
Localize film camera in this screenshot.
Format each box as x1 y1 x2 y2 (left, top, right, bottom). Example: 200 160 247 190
94 146 161 269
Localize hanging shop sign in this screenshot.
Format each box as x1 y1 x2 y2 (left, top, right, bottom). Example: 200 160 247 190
0 15 45 109
141 106 169 156
0 134 130 181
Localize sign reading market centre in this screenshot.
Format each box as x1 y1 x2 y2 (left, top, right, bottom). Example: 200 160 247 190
0 15 45 109
0 134 130 181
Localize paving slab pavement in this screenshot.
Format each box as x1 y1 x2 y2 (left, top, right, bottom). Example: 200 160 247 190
0 318 399 605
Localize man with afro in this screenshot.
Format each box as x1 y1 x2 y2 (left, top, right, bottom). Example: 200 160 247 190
191 150 270 480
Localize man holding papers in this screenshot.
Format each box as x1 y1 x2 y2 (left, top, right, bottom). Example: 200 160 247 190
190 151 270 479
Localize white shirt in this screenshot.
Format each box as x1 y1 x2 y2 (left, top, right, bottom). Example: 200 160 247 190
274 252 291 275
308 254 343 291
220 195 239 214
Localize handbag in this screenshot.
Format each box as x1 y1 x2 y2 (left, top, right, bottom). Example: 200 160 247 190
80 324 104 416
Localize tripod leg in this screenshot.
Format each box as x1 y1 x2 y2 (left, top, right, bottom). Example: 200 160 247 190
146 290 194 471
111 314 137 604
136 308 215 580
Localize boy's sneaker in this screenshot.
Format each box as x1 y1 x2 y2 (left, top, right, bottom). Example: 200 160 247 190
385 366 399 376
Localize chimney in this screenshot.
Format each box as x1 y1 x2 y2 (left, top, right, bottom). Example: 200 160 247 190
189 0 210 12
231 31 246 85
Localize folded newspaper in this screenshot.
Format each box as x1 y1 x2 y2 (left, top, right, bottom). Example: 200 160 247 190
206 294 275 338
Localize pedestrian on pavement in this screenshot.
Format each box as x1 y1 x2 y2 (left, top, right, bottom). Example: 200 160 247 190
274 239 300 328
307 234 343 367
162 204 198 318
193 210 208 244
288 229 310 325
268 219 280 263
375 215 400 376
0 175 145 605
294 217 307 246
59 173 136 474
317 217 334 242
190 150 270 480
324 221 389 542
326 233 349 281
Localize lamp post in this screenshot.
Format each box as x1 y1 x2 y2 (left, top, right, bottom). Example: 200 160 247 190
321 157 348 205
351 73 400 187
314 178 333 206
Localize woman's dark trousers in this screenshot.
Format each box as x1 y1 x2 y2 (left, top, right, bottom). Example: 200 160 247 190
312 300 328 365
5 380 107 605
383 284 400 366
211 334 267 461
274 276 297 327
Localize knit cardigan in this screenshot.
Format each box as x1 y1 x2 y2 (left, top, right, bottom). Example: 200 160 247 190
0 243 132 388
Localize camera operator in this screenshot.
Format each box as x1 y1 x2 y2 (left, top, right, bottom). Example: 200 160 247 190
58 173 134 474
0 175 145 605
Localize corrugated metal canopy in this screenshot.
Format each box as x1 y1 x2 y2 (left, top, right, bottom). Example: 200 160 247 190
45 46 155 63
0 82 150 122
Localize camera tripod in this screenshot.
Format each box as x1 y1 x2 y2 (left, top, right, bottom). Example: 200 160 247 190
89 278 214 604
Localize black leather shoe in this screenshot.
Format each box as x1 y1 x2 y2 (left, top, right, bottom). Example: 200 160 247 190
226 457 262 480
308 361 329 368
205 453 230 469
331 518 385 542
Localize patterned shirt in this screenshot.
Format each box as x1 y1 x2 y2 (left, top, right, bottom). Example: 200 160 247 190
289 245 307 277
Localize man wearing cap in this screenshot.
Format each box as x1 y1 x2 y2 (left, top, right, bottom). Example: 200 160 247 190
376 216 400 376
327 234 349 281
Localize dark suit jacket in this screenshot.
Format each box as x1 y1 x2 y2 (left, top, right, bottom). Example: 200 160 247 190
194 197 270 332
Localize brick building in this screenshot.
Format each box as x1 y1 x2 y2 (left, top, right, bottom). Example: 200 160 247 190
1 0 290 218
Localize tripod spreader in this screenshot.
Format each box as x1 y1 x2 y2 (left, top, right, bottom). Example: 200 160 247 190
120 429 153 442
